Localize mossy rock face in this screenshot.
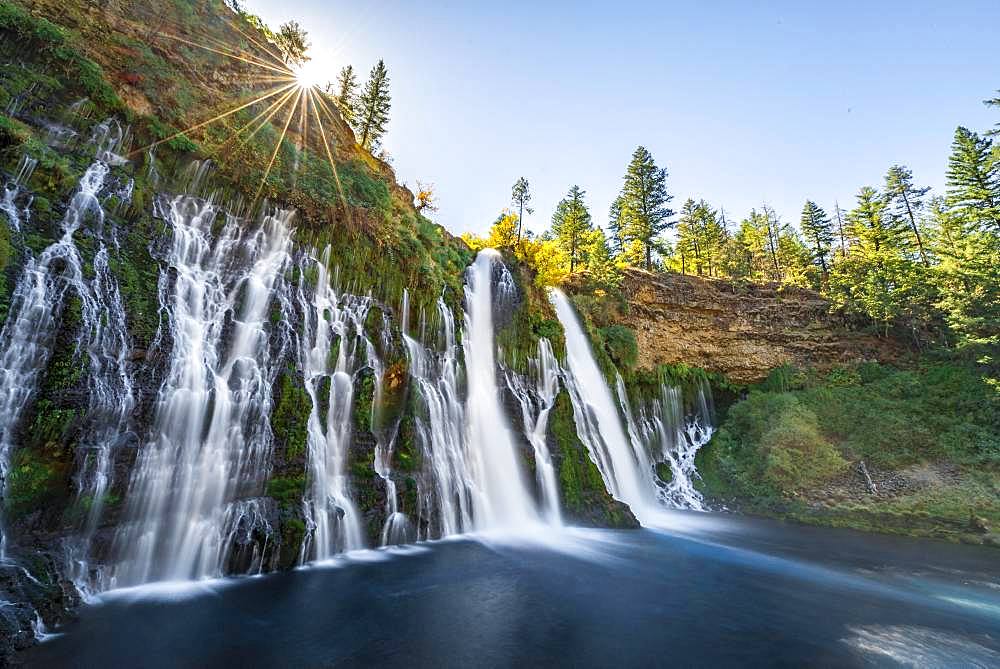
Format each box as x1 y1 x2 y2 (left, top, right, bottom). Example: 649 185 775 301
393 390 423 473
4 442 72 521
271 368 311 463
550 390 638 529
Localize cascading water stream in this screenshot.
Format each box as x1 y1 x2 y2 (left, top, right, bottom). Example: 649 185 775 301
297 248 370 561
112 192 292 586
403 299 474 538
550 288 713 522
67 241 137 592
461 250 539 530
504 338 562 524
0 161 110 557
374 296 409 546
617 376 713 510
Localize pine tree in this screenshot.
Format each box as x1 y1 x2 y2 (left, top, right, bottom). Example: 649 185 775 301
830 186 927 333
607 196 625 254
985 90 1000 136
776 228 817 288
511 177 533 241
847 187 908 252
276 21 310 66
331 65 358 128
833 201 848 256
551 185 593 272
884 165 931 265
675 199 725 276
761 204 782 279
356 60 391 152
581 228 619 286
799 200 834 275
945 127 1000 231
927 196 1000 348
614 146 674 270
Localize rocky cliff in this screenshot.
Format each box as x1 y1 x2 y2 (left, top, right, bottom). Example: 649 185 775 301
615 269 903 385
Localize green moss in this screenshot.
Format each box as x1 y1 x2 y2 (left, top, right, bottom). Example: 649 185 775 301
4 444 68 518
271 369 311 461
25 399 76 450
394 395 423 472
495 257 566 369
353 370 375 435
265 475 306 510
0 214 12 321
546 388 639 528
278 517 305 570
598 324 638 369
0 3 123 114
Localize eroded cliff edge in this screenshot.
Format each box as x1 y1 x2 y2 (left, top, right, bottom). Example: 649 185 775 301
611 268 902 385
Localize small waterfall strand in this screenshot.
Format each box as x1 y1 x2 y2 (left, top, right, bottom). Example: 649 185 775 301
0 161 110 557
296 247 371 561
504 338 562 525
403 299 474 539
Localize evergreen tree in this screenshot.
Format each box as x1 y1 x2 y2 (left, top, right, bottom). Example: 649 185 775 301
945 126 1000 231
733 210 773 281
607 195 625 253
675 199 725 276
613 146 674 270
356 60 391 152
511 177 533 241
331 65 358 128
986 90 1000 136
799 200 834 275
581 228 620 286
927 196 1000 348
833 201 848 256
884 165 931 265
830 187 928 334
276 21 310 66
551 185 593 272
761 204 782 279
846 187 908 252
776 228 817 288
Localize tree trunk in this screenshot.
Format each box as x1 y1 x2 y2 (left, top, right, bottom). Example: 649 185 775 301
517 201 523 242
901 192 929 266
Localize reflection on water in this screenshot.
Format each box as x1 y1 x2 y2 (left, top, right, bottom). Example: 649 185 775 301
27 514 1000 668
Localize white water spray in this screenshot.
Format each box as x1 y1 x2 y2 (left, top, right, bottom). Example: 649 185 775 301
112 192 291 586
505 338 562 524
0 162 109 557
550 288 713 522
462 250 539 530
297 248 371 560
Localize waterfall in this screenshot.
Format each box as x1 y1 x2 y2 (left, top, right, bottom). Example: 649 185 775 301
0 182 27 234
67 241 137 592
375 296 410 546
550 288 713 522
461 249 538 530
0 162 110 557
504 338 562 524
111 193 291 586
403 299 474 538
616 376 713 511
296 247 370 561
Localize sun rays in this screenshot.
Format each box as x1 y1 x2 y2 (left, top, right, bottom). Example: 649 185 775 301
127 8 347 214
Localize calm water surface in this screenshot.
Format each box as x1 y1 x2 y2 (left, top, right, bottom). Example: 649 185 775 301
26 512 1000 668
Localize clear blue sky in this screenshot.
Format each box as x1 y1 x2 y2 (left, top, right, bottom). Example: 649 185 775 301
250 0 999 237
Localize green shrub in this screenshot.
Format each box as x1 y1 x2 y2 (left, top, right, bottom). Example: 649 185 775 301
599 324 638 369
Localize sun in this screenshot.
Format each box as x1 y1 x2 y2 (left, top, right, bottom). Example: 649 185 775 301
294 60 326 89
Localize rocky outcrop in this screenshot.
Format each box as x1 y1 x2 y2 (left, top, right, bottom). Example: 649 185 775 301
616 269 903 385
